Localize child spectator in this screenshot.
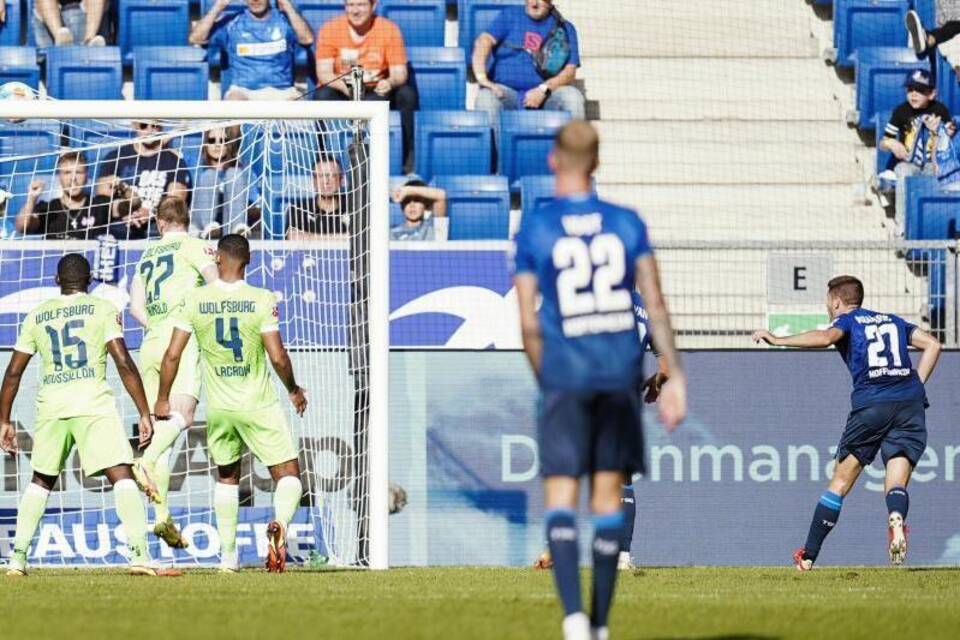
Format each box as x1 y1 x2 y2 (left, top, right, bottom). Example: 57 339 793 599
389 177 446 241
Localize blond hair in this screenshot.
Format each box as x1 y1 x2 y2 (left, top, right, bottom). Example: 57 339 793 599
553 120 599 175
157 196 190 228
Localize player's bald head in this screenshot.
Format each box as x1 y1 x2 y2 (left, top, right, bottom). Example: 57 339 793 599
56 253 91 292
218 233 250 267
828 275 864 307
551 121 600 176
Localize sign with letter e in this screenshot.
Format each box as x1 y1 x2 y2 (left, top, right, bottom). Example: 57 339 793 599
766 254 833 304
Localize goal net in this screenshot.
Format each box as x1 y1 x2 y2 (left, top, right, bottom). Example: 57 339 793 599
0 101 390 570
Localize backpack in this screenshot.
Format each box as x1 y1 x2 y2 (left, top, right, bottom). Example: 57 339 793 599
508 7 572 80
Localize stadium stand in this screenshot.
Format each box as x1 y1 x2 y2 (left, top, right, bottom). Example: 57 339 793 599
849 47 929 130
904 175 960 241
497 110 570 187
381 0 446 48
414 110 491 180
0 0 23 47
408 46 466 110
828 0 911 68
117 0 191 63
134 47 209 101
457 0 523 61
434 174 509 239
45 46 123 100
0 47 40 90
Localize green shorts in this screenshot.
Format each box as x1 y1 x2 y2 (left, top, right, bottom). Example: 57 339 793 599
32 413 134 478
140 324 201 403
205 404 298 468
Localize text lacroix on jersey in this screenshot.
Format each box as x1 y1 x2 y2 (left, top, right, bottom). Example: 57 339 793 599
14 294 123 421
174 280 280 411
135 232 216 332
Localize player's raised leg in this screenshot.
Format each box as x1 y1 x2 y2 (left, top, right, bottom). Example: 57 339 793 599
796 454 862 571
266 459 303 574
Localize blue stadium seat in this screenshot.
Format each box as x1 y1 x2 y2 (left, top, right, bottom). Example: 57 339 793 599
852 47 927 130
46 47 123 100
935 50 960 116
134 47 209 100
0 48 40 90
913 0 937 27
873 110 895 190
497 110 570 186
434 175 510 239
414 110 491 180
65 119 136 150
0 121 62 219
458 0 523 61
381 0 446 47
0 0 23 47
118 0 191 63
408 47 466 110
832 0 910 69
904 175 959 241
299 0 345 32
519 175 553 223
263 173 314 239
390 111 403 175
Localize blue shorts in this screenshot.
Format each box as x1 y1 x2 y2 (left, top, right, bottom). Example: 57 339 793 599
837 399 927 467
537 388 644 478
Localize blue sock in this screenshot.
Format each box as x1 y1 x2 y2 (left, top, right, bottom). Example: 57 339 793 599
546 509 581 616
591 511 624 629
619 484 636 554
803 491 842 562
886 486 909 520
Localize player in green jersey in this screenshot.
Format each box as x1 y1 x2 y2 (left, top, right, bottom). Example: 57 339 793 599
0 254 158 576
130 197 217 549
155 234 307 573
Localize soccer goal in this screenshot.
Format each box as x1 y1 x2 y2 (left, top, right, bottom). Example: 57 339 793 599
0 100 390 570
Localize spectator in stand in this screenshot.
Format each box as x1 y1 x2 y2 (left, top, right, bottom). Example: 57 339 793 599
192 126 251 239
16 151 111 239
389 177 446 241
472 0 585 125
190 0 314 100
315 0 418 173
906 8 960 71
286 154 349 240
96 119 192 240
880 70 955 236
33 0 108 47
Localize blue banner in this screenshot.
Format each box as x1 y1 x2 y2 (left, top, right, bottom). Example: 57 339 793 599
388 351 960 567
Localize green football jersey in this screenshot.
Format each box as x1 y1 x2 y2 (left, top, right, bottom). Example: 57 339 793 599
14 293 124 422
135 232 215 333
174 280 281 411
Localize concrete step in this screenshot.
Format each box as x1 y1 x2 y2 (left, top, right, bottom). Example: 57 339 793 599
595 120 858 145
565 0 820 58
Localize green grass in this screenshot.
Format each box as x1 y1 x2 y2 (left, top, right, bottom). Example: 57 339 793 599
2 566 959 639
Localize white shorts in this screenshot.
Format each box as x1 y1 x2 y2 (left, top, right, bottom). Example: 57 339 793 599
224 85 301 101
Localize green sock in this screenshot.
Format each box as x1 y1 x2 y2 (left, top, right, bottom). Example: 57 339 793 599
273 476 302 528
13 483 50 559
152 454 171 523
114 478 151 562
142 417 181 466
214 483 239 553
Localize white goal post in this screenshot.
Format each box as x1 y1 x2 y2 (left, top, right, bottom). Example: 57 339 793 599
0 100 390 570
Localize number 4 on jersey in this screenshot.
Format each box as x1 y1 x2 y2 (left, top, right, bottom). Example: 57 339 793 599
216 317 244 362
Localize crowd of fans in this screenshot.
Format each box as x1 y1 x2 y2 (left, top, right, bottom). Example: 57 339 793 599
3 0 585 242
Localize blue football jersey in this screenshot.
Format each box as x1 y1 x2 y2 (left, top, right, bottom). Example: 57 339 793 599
512 193 653 391
210 9 297 90
831 308 925 409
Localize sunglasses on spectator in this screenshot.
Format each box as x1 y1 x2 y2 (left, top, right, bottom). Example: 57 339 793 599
206 137 229 145
135 121 162 130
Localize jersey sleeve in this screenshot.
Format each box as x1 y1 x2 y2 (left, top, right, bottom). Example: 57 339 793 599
632 212 653 259
899 315 918 341
173 293 196 334
830 313 853 335
510 222 537 275
260 291 281 334
99 301 124 343
13 313 37 355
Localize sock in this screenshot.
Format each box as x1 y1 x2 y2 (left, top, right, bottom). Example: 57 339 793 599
802 491 843 562
141 414 183 466
619 484 636 554
114 478 151 562
152 452 172 523
546 509 581 616
886 486 909 520
12 483 51 560
273 476 302 528
214 482 240 553
591 511 624 629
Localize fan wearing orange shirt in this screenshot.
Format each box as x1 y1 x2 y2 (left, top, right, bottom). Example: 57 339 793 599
314 0 419 173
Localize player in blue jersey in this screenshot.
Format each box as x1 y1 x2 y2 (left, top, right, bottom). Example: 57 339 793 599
512 121 686 640
752 275 942 569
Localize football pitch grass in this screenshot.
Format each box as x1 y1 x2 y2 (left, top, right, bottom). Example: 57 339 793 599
1 566 958 639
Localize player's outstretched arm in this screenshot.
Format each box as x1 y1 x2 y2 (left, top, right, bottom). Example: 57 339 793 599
263 332 307 417
155 328 190 420
910 327 942 384
514 273 542 378
752 328 844 349
635 255 686 429
107 338 154 448
129 275 149 328
0 351 31 454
